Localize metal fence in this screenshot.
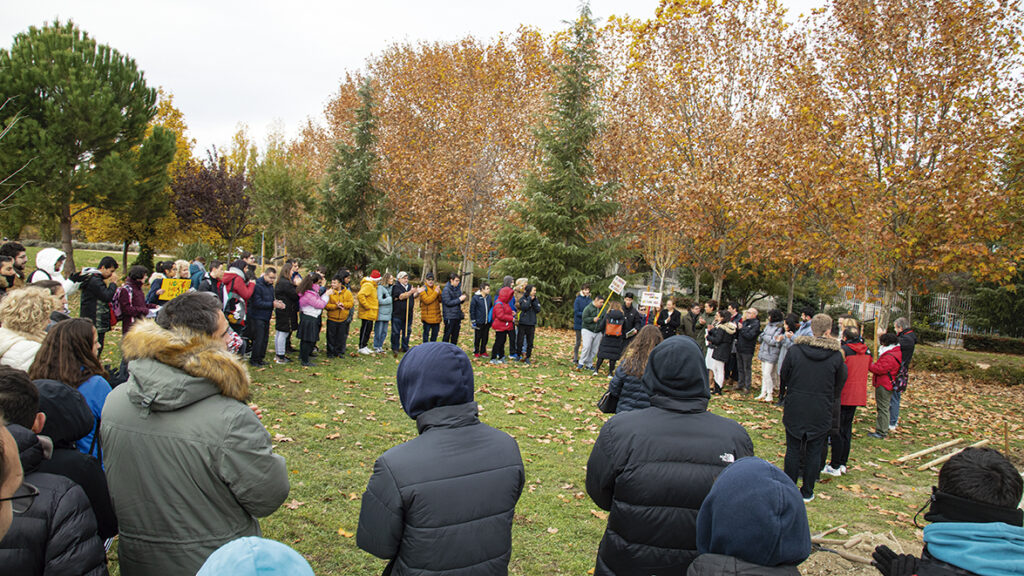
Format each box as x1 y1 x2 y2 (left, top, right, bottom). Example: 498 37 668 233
837 287 986 348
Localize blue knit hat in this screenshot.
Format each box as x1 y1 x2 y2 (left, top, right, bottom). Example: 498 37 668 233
196 537 314 576
397 342 474 419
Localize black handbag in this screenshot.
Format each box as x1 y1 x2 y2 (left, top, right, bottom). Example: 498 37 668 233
597 390 618 414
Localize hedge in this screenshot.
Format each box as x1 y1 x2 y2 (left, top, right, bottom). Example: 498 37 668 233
914 350 1024 386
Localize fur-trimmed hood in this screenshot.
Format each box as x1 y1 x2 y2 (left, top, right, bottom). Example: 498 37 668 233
121 319 250 406
793 335 842 361
719 321 737 335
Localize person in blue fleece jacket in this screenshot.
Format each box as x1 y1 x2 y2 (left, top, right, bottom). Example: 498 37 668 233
872 447 1024 576
689 457 812 575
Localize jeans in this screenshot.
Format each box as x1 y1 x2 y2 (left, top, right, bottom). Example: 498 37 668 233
473 325 490 355
875 386 892 435
442 318 461 345
373 320 388 350
491 330 509 359
737 352 754 390
391 316 413 352
275 331 289 357
516 324 536 360
422 322 440 343
784 431 828 498
889 389 902 428
359 319 374 349
249 318 270 364
327 319 350 357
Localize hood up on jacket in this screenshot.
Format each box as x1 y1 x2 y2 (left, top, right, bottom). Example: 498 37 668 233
35 379 93 449
793 335 842 358
33 247 65 279
396 342 474 420
497 286 514 304
8 423 48 475
696 457 811 567
197 537 314 576
642 335 710 405
121 319 251 408
843 340 869 355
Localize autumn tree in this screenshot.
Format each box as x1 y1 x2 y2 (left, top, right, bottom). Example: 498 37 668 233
315 79 387 273
250 127 314 261
172 148 252 255
0 20 175 272
496 6 620 318
812 0 1024 329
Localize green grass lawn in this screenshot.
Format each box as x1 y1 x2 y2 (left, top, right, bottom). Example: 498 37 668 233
89 324 1023 576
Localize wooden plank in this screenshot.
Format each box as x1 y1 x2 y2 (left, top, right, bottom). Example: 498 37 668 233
917 439 990 471
895 438 963 463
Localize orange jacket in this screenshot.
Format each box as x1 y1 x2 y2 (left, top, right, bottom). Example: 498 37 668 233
419 284 442 324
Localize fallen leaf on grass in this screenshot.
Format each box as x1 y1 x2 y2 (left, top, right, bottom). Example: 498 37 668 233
287 379 302 384
590 509 608 520
325 433 341 440
273 434 294 442
285 499 305 510
546 527 558 534
337 527 354 538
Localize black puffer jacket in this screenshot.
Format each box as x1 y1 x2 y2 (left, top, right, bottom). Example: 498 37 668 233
596 310 626 361
517 290 541 326
357 343 524 576
898 328 917 367
708 323 737 362
587 336 754 575
35 379 118 539
780 336 847 437
0 424 108 576
606 365 649 413
274 277 299 333
74 269 116 327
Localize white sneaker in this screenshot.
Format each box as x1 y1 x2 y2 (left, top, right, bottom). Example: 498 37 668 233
754 394 765 401
803 493 814 503
358 347 373 355
839 465 847 475
822 465 842 477
764 396 772 403
889 425 897 431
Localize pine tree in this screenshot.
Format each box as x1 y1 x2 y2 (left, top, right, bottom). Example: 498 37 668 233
496 5 620 322
315 79 387 273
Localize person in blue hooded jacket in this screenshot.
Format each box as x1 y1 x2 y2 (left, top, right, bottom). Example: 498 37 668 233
688 457 811 575
573 285 592 365
357 342 525 576
871 447 1024 576
197 537 314 576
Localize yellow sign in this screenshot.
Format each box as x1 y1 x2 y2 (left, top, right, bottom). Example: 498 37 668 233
159 278 192 301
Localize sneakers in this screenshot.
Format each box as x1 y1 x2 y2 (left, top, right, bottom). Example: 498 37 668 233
889 425 897 431
592 371 600 376
802 493 815 503
301 361 315 367
358 347 373 355
822 465 842 477
764 396 773 403
754 394 765 401
275 356 290 364
867 431 887 439
839 465 847 475
522 358 531 365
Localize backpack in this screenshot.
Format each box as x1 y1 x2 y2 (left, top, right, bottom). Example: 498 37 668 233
892 361 910 393
605 316 624 337
222 283 247 325
110 285 127 320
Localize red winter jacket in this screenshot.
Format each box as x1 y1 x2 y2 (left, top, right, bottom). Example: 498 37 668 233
491 287 515 332
840 341 871 406
869 346 903 392
119 277 155 333
219 269 254 302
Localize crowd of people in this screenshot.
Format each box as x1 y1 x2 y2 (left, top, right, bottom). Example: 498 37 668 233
0 241 1018 576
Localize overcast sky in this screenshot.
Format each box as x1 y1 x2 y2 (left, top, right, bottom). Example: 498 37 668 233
1 0 821 155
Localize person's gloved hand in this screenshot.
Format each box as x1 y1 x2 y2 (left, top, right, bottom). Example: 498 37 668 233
872 545 918 576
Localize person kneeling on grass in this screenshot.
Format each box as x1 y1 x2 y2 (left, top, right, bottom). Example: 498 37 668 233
357 342 525 575
872 447 1024 576
689 457 811 575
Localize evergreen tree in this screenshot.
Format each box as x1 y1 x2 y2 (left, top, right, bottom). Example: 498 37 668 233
315 79 387 273
496 5 620 322
0 21 174 273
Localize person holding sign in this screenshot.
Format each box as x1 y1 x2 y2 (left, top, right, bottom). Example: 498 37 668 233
594 301 626 377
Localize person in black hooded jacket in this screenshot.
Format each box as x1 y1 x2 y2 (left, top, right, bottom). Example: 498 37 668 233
688 457 811 575
0 367 108 575
34 379 118 540
70 256 118 353
357 342 525 576
586 336 754 575
779 314 847 502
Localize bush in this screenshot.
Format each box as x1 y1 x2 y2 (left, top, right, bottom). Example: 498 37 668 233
914 349 1024 386
962 333 1024 355
915 326 946 343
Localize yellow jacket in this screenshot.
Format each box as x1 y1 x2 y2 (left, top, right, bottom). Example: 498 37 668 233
419 284 442 324
325 287 354 322
357 278 379 321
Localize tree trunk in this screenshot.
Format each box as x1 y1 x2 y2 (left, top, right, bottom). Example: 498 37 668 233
462 256 475 294
658 268 666 294
712 274 724 304
875 278 896 357
122 241 130 272
59 206 76 275
692 267 701 301
787 267 797 314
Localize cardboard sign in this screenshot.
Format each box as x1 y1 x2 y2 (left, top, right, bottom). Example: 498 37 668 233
640 291 663 308
158 278 191 301
609 275 627 295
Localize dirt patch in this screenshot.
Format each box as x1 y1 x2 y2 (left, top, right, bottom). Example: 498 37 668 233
803 531 921 576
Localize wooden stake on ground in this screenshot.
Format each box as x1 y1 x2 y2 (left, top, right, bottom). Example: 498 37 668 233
832 549 873 565
917 439 990 471
812 523 847 539
895 438 962 463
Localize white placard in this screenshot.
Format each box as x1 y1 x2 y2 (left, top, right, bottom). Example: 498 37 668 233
640 291 662 308
609 275 627 295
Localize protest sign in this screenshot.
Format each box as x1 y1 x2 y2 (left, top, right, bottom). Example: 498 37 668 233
640 291 662 308
159 278 191 301
609 275 627 295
